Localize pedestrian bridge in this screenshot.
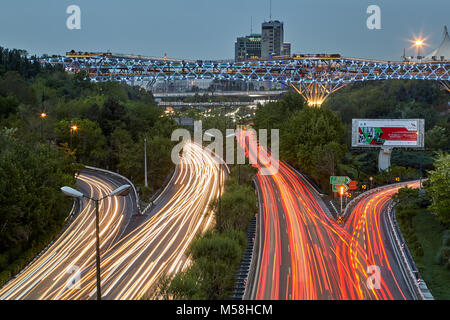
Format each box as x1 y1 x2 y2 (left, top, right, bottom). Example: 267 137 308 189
41 53 450 107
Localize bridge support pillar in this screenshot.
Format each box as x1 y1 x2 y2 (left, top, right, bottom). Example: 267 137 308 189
378 147 393 171
289 81 346 107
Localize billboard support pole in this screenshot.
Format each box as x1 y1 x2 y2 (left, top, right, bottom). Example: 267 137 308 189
378 147 393 171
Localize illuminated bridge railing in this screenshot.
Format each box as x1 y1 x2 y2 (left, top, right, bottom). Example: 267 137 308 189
41 56 450 106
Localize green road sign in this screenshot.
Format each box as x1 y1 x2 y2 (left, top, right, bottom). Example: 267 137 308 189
330 176 351 185
332 184 349 193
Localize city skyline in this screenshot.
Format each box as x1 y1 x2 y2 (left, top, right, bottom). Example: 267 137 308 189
0 1 449 61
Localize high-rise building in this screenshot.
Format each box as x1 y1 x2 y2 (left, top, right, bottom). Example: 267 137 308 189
261 20 284 58
281 42 291 56
235 34 262 61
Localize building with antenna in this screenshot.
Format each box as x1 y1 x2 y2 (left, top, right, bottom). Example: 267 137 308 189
261 20 284 58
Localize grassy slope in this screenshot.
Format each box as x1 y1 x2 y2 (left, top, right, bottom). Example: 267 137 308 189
410 209 450 299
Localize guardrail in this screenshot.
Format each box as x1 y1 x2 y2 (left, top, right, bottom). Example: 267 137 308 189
342 180 433 300
387 203 434 300
141 168 176 215
231 215 256 299
242 178 262 300
84 165 141 215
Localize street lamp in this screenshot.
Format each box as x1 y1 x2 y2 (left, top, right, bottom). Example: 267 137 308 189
61 184 131 300
39 112 47 140
70 124 78 150
339 185 345 213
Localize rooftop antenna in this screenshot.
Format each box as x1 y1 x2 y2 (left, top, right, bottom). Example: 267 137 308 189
269 0 272 20
251 16 253 34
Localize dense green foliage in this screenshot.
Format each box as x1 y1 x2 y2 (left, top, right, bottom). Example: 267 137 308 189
0 47 176 196
253 80 448 194
0 46 176 284
394 153 450 298
0 128 80 286
427 153 450 225
155 165 258 299
393 187 430 257
253 93 346 192
325 80 449 174
394 185 450 299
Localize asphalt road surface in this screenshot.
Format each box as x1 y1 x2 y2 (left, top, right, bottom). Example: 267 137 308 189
239 129 419 300
0 170 135 300
0 143 225 300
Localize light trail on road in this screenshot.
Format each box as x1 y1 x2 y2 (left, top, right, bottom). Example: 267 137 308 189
239 129 420 300
339 181 421 300
1 142 224 300
0 172 133 300
58 142 225 300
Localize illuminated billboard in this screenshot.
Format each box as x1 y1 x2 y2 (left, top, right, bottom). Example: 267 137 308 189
352 119 424 148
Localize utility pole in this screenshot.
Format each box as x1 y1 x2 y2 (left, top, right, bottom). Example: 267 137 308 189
419 150 423 191
144 138 148 187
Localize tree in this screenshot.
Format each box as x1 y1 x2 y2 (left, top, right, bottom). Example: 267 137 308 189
54 118 108 166
100 98 129 137
427 153 450 225
426 123 450 152
280 107 346 191
0 128 79 281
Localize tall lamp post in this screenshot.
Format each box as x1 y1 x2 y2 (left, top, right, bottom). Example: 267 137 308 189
39 112 47 140
61 184 131 300
70 124 78 150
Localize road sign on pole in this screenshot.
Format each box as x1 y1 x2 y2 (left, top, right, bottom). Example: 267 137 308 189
348 180 358 190
330 176 352 185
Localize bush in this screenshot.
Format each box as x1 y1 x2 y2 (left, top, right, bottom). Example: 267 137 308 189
156 166 257 300
436 246 450 266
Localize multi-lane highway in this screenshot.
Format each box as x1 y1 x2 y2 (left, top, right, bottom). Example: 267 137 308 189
0 128 421 300
240 129 420 300
341 181 421 300
0 142 225 300
0 170 136 300
61 142 225 300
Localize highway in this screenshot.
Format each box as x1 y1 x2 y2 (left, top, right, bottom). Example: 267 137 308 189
341 181 421 300
0 170 135 300
240 130 347 299
0 142 225 300
240 129 420 300
52 142 224 300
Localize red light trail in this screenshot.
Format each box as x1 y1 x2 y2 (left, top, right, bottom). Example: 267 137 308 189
238 129 420 300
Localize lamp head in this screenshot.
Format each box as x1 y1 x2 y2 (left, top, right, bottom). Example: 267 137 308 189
108 184 131 197
61 186 84 198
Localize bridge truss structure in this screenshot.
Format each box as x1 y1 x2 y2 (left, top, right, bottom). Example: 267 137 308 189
41 55 450 106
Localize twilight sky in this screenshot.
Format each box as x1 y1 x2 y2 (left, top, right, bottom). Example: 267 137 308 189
0 0 448 61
